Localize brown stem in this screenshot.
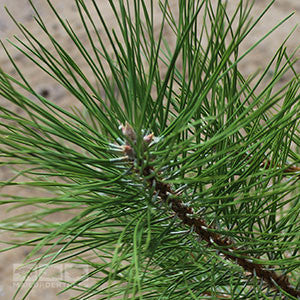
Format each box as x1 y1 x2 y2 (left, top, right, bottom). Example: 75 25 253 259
260 160 300 176
143 165 300 298
202 290 231 299
282 165 300 174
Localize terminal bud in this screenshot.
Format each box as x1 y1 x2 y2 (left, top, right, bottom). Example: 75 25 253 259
121 122 136 144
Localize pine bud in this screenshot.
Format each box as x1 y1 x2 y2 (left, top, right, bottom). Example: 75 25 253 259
122 145 135 160
143 133 154 145
121 122 136 144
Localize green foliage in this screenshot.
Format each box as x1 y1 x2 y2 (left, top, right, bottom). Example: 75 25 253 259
0 0 299 299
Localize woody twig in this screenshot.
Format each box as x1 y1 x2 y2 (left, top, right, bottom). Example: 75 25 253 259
143 164 300 298
120 123 300 298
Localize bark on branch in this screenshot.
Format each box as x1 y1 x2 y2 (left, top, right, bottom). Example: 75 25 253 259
143 165 300 298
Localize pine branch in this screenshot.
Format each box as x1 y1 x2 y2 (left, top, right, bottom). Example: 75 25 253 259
1 1 299 298
144 164 300 298
122 123 300 298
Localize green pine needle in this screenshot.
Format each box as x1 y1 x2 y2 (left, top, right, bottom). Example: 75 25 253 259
0 0 299 299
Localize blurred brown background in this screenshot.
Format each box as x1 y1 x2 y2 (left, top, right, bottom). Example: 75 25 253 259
0 1 299 299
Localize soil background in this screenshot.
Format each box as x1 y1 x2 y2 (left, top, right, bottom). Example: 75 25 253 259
0 1 299 299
